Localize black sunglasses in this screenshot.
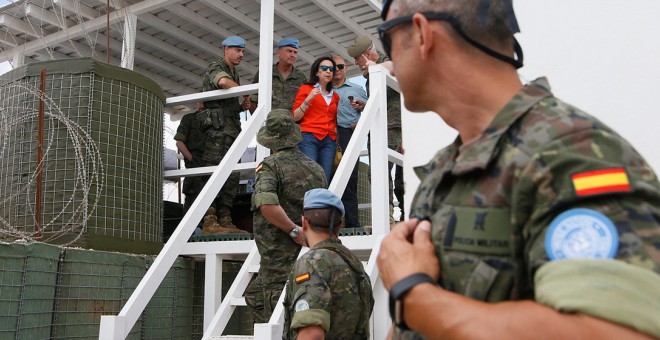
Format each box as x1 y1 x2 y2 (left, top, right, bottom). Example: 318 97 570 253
336 64 346 70
319 65 335 72
377 12 523 68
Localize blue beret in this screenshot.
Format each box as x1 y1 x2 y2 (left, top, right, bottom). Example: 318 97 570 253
222 36 245 48
304 189 345 217
276 37 299 49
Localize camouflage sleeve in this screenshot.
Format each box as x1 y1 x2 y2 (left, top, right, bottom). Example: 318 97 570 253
517 127 660 276
173 114 191 142
208 63 231 90
253 162 280 208
289 250 334 333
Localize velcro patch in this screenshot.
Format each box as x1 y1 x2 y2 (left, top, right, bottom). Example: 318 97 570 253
545 208 619 260
255 163 263 172
571 168 630 197
295 273 310 283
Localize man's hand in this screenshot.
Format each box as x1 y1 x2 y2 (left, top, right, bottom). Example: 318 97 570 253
241 95 251 110
350 99 365 111
293 232 307 247
378 219 440 290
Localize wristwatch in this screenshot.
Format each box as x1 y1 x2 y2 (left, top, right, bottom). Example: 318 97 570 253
288 225 301 238
389 273 435 330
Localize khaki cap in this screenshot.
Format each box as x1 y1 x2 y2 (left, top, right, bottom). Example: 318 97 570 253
347 35 372 58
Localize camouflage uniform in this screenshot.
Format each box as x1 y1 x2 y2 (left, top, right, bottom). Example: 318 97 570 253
395 78 660 339
199 59 243 214
245 110 327 323
250 63 307 111
173 112 207 211
283 238 374 340
365 53 405 221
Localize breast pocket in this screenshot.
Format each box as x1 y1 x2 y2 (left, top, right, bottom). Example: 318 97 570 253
433 206 516 302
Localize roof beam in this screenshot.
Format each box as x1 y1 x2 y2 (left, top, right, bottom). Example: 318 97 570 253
25 3 70 28
21 2 200 85
0 0 184 62
309 0 384 54
0 13 72 59
197 0 317 66
255 0 353 62
162 4 258 74
53 0 208 75
139 12 257 75
53 0 98 19
136 31 208 70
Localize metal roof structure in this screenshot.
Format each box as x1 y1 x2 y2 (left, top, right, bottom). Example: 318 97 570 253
0 0 384 98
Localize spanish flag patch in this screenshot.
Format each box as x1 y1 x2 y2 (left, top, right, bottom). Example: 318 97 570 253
295 273 310 284
256 163 263 172
571 168 631 197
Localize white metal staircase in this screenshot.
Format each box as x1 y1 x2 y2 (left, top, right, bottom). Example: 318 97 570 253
99 1 401 338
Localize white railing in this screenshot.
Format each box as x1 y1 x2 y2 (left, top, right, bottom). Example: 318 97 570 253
99 0 401 335
100 65 399 340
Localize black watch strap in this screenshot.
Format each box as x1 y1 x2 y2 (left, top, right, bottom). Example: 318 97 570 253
389 273 435 330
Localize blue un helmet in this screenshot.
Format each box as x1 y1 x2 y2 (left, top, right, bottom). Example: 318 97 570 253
304 189 345 232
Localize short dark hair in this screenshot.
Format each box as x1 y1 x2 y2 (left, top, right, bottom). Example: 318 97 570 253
308 56 336 92
303 207 342 233
390 0 514 55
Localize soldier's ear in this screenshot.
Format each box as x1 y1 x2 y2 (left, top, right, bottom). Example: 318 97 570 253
301 216 310 231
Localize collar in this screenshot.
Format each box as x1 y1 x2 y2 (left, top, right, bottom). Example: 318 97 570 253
414 77 554 179
313 237 342 249
333 80 358 89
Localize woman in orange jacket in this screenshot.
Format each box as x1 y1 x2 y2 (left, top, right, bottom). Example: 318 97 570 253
292 56 340 181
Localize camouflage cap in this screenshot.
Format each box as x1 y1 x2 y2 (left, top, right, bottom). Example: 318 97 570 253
347 35 373 58
257 109 302 150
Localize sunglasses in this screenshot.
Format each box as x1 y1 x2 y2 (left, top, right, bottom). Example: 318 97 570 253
377 12 523 68
319 65 335 72
378 12 455 60
336 64 345 70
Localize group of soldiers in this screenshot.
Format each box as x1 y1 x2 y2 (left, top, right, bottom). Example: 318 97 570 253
181 0 660 337
174 34 405 235
174 34 386 337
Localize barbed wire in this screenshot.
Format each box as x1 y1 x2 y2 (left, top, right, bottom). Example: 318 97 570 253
0 81 104 245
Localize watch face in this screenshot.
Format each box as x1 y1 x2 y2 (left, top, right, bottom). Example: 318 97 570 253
290 228 299 237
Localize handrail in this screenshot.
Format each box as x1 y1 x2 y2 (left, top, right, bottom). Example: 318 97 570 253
99 103 269 339
165 83 259 107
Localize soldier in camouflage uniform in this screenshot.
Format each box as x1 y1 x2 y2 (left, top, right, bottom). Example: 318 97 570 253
199 35 251 232
348 35 405 223
174 104 206 213
377 1 660 339
249 38 307 113
244 109 327 324
283 189 374 340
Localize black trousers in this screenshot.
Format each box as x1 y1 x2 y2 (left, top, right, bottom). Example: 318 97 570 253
337 126 361 227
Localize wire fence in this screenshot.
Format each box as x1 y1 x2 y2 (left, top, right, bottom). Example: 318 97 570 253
0 58 164 253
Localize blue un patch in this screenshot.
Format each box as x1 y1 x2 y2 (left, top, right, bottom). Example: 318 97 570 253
544 208 619 260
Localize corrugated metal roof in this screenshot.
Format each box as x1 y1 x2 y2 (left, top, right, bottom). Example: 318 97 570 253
0 0 384 97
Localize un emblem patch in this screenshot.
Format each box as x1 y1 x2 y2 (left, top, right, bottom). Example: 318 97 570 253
544 208 619 260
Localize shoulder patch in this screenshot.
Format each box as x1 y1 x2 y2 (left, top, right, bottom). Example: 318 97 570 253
255 163 263 173
295 299 309 312
571 168 630 197
544 208 619 260
295 273 310 284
